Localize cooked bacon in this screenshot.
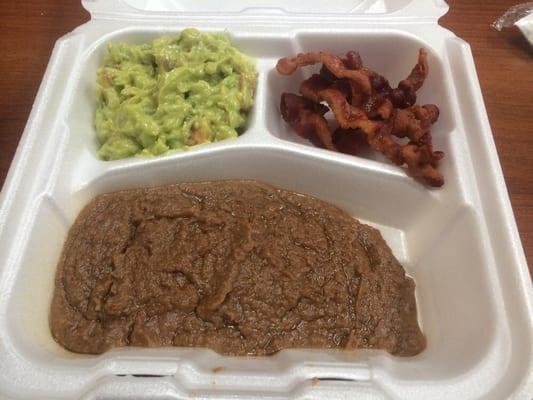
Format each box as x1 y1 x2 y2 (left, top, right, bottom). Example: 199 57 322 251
341 51 362 70
276 51 372 96
318 88 381 134
319 65 337 83
368 97 394 120
332 128 366 155
386 48 429 109
401 141 444 187
280 93 335 150
299 74 332 103
399 48 429 94
277 48 444 187
392 104 440 141
369 74 392 94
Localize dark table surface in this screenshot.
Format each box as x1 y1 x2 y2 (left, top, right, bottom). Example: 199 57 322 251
1 0 531 275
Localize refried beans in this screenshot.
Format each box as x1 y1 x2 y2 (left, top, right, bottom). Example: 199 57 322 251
50 180 425 356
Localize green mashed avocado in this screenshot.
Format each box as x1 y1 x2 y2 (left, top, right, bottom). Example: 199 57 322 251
95 28 257 160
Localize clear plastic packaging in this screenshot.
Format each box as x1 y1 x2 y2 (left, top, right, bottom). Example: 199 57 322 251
492 2 533 46
492 2 533 31
0 1 531 399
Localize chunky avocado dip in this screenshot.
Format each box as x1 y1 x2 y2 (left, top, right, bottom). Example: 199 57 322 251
95 28 257 160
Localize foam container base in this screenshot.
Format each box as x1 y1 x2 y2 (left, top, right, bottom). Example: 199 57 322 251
0 1 531 399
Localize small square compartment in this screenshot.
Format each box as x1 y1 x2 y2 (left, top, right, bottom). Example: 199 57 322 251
265 30 454 166
65 28 271 167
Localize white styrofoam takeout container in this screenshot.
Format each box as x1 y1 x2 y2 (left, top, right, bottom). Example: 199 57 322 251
0 0 531 398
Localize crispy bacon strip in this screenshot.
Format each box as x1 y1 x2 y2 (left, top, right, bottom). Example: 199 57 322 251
392 104 440 141
299 74 332 103
369 98 394 120
318 88 381 134
401 140 444 187
371 121 443 186
277 51 372 96
332 128 366 155
280 93 335 150
341 51 362 70
399 48 428 94
386 48 429 108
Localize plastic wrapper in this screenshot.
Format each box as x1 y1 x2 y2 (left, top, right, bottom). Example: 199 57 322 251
492 2 533 45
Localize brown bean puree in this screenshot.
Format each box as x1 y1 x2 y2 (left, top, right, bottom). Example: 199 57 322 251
50 181 425 356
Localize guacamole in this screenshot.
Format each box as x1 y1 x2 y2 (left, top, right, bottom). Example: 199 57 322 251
95 28 257 160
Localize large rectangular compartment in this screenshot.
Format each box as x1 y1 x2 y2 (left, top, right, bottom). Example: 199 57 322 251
0 1 531 399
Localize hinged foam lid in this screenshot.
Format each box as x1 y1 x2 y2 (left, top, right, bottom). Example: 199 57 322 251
81 0 449 21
